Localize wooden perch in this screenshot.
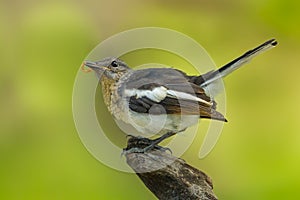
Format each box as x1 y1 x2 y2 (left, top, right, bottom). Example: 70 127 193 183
124 136 218 200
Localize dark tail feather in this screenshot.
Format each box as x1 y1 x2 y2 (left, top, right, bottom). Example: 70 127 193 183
199 39 277 87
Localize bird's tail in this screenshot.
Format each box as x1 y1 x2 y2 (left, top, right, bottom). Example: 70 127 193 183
199 39 278 87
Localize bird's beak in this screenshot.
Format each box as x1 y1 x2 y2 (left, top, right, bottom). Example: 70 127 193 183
84 61 99 69
81 60 106 73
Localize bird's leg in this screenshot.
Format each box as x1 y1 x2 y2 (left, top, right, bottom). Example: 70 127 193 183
123 129 185 155
145 131 177 150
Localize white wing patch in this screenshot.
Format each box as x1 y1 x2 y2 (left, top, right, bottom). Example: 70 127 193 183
167 90 212 106
124 86 168 103
125 87 212 106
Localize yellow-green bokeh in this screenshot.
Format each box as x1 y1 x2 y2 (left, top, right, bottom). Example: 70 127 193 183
1 0 299 199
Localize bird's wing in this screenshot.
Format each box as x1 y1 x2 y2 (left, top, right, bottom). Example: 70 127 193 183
123 68 226 121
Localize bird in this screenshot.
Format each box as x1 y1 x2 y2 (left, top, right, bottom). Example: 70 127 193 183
82 39 277 152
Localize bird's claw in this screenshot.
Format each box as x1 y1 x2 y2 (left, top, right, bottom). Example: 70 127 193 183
122 135 172 156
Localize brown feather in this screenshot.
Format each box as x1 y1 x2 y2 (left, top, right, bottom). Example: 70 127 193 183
125 68 226 122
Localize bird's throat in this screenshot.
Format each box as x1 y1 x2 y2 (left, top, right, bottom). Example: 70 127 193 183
100 76 115 111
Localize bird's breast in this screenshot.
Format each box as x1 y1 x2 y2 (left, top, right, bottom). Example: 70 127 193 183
100 77 127 122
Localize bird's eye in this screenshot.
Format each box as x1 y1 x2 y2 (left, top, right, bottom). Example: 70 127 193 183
111 61 118 67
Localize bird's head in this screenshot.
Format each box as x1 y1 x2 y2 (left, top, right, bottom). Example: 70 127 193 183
83 57 131 81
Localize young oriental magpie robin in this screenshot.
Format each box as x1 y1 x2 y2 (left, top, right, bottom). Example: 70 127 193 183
83 39 277 152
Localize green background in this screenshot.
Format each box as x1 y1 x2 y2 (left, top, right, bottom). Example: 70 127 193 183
1 0 299 199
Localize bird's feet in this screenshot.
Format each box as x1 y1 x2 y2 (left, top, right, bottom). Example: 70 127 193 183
122 135 172 156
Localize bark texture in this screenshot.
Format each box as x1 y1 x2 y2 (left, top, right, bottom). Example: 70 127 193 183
124 136 218 200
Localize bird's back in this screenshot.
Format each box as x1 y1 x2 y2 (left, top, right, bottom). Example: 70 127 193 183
117 68 226 121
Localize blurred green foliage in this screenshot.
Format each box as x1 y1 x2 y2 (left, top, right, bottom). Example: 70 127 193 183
1 0 300 199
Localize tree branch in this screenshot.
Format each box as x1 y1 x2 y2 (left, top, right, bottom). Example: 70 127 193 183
124 136 218 200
